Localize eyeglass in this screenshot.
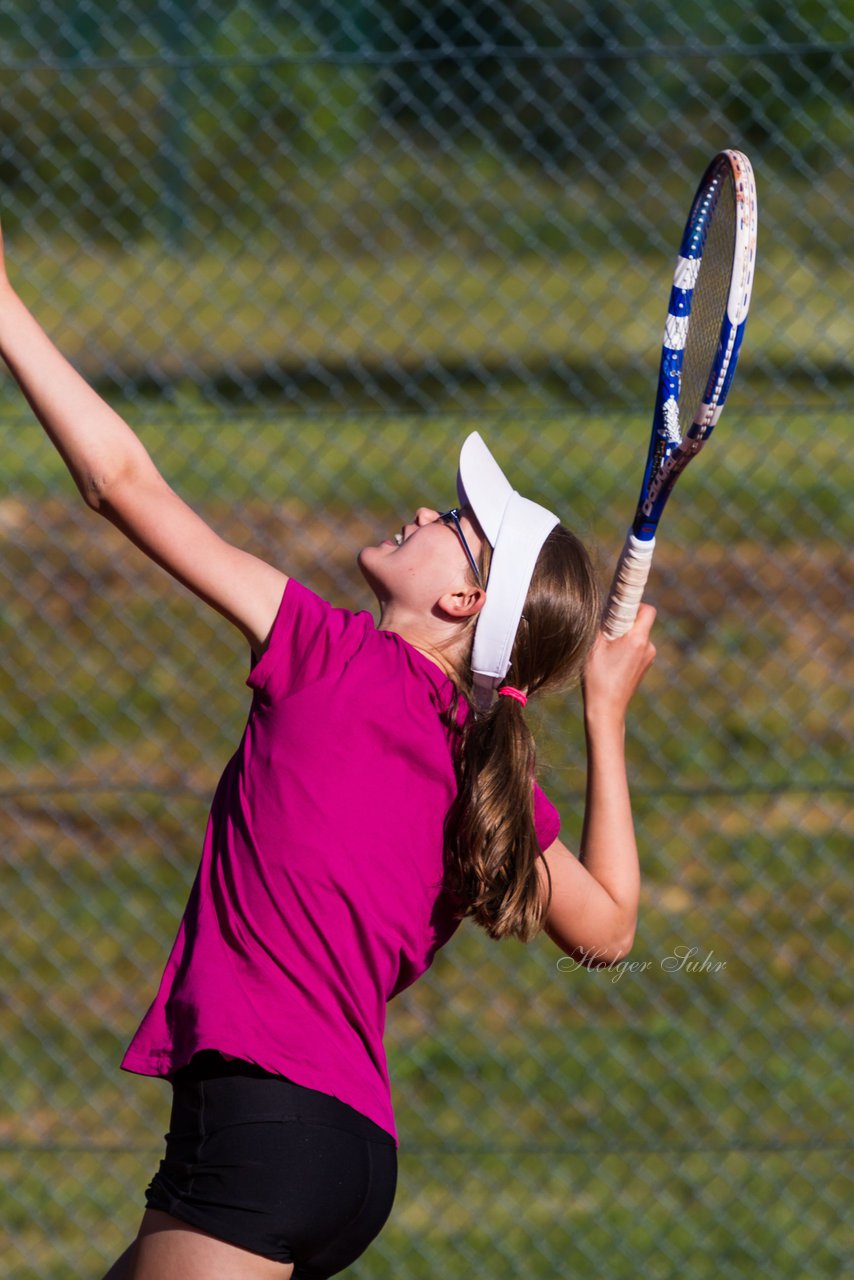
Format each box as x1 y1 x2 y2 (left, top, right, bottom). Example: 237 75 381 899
437 508 483 586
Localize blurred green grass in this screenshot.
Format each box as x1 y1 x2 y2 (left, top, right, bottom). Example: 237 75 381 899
2 404 850 524
3 240 848 403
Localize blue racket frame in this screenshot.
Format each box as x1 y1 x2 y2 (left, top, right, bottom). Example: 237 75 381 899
632 150 757 541
602 149 757 639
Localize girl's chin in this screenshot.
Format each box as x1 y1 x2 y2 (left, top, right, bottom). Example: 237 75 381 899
356 546 382 583
355 554 391 607
358 542 394 567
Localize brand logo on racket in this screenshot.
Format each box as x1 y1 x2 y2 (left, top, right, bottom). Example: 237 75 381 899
642 443 705 516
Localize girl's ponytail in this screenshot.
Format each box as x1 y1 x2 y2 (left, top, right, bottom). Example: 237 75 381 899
444 525 600 942
444 687 543 941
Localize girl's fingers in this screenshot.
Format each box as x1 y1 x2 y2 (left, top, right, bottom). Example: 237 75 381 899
583 603 658 713
634 603 657 636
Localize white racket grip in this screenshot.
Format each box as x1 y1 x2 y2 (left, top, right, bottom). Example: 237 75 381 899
602 534 656 638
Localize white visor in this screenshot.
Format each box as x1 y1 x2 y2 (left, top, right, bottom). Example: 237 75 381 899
456 432 559 708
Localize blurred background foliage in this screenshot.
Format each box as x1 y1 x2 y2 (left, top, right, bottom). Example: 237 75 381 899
1 4 851 1278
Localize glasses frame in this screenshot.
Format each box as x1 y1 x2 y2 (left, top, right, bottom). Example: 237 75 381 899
437 508 483 586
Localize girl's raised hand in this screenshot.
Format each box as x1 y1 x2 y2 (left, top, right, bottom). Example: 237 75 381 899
581 603 657 723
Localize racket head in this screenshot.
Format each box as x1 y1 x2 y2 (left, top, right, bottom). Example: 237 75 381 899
631 149 758 540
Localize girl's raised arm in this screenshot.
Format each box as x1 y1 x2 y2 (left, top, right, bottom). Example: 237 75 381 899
0 223 287 656
537 606 657 965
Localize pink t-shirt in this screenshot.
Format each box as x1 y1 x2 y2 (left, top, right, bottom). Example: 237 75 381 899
121 578 561 1145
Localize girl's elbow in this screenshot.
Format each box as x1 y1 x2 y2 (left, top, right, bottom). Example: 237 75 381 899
607 901 638 963
610 927 636 964
594 938 635 967
610 914 637 963
569 924 636 968
85 461 136 512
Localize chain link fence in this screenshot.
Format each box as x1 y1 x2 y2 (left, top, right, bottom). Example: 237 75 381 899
1 3 851 1277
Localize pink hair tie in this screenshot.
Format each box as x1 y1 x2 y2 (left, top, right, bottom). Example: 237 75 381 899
498 686 528 707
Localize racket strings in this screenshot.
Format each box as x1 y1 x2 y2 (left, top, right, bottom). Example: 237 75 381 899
681 172 737 427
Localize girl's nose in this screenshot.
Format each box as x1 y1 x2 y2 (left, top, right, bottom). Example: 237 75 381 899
414 507 440 525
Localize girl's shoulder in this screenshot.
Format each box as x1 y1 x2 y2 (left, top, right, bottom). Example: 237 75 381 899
246 578 377 701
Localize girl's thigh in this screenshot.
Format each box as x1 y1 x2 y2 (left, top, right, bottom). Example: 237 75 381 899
100 1214 295 1280
131 1209 295 1279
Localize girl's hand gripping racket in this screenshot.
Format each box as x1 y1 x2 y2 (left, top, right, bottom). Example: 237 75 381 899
603 149 758 638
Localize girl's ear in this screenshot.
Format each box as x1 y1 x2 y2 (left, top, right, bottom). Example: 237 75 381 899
437 585 486 621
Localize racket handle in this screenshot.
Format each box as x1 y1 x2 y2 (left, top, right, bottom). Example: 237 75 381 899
602 533 656 638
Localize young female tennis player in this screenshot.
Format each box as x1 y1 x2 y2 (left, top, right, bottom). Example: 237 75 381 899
0 220 655 1280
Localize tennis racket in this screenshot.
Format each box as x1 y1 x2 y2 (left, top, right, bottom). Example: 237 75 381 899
602 148 758 638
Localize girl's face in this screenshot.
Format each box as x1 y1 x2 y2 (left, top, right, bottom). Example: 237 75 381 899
358 506 485 618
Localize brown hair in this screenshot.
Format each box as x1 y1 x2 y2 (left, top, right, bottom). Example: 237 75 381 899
443 524 600 943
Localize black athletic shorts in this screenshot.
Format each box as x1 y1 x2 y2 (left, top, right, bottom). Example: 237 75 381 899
144 1051 398 1278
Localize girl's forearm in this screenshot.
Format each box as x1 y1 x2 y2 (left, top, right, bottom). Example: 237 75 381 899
0 283 153 506
578 710 641 933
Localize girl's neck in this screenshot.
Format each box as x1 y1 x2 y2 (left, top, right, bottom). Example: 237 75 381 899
376 606 462 682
